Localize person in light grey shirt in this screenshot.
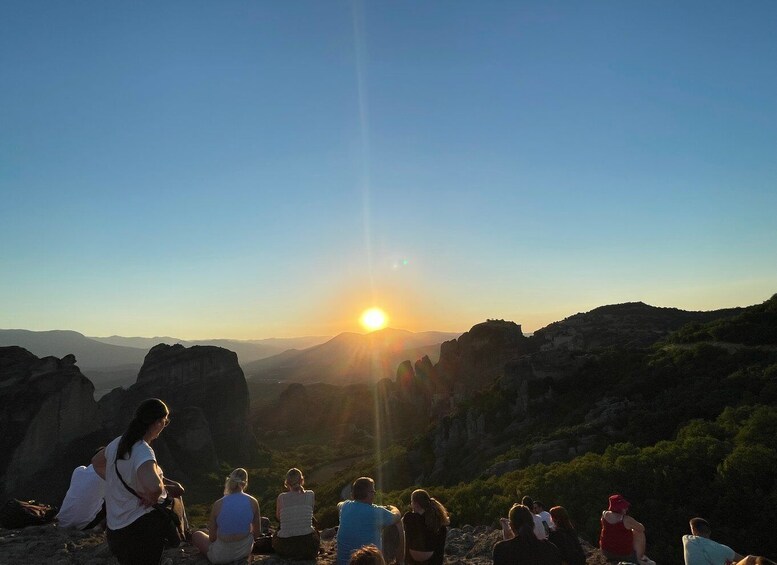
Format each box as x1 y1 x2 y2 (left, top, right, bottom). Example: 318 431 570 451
683 517 774 565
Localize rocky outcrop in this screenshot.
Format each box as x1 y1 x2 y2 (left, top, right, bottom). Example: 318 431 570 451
436 320 539 396
0 347 101 500
0 522 606 565
98 344 254 475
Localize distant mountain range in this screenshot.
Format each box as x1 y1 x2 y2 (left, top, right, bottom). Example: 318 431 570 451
0 328 462 390
243 328 462 384
0 330 331 367
0 329 332 393
89 334 330 363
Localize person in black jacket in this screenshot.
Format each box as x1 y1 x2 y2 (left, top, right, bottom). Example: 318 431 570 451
548 506 586 565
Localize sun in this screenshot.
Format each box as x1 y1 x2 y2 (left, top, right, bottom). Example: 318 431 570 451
360 307 388 332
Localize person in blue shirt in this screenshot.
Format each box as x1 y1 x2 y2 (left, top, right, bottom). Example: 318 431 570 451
336 476 403 565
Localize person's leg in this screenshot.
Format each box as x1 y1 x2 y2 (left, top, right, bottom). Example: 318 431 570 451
108 513 164 565
191 530 211 554
106 527 130 564
734 556 777 565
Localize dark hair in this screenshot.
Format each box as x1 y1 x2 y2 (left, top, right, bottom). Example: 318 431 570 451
352 477 375 501
549 506 575 531
411 489 450 532
349 544 386 565
509 504 537 542
521 496 534 507
117 398 169 460
689 517 712 537
533 500 545 510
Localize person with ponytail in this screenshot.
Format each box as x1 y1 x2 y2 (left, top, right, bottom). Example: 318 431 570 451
402 489 450 565
272 467 320 559
91 398 173 564
191 468 262 564
493 504 562 565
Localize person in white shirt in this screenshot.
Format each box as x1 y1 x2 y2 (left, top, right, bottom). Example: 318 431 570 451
92 398 173 565
56 461 105 530
500 496 548 541
532 500 555 534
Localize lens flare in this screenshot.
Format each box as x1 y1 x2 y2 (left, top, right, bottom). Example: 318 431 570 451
360 308 388 332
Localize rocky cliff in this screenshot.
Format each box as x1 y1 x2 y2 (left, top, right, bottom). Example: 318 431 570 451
399 303 745 484
0 347 102 501
98 344 255 478
0 343 257 504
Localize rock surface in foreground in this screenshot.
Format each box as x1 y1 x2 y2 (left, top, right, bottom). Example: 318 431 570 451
0 524 610 565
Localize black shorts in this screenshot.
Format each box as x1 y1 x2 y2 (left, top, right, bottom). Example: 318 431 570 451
107 510 165 565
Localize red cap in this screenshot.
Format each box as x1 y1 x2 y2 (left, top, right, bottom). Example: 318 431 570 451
608 494 631 513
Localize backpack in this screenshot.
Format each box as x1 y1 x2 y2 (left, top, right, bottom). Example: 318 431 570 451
0 499 58 529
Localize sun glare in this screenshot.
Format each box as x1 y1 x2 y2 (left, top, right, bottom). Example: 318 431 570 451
360 308 388 332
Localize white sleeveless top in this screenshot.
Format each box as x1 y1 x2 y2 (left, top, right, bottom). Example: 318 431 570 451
277 490 315 537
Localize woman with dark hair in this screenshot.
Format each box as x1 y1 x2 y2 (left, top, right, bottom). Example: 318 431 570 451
548 506 586 565
273 467 319 560
191 468 262 564
402 489 450 565
92 398 175 564
493 504 561 565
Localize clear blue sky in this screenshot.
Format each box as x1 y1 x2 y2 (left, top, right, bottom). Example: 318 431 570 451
1 1 775 339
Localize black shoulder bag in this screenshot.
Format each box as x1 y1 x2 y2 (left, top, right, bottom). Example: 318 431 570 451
114 457 183 548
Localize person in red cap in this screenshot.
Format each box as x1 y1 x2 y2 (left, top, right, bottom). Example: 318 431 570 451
598 494 655 565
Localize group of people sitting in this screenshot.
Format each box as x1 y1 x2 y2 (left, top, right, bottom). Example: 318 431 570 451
54 397 452 565
54 397 775 565
494 496 586 565
492 493 775 565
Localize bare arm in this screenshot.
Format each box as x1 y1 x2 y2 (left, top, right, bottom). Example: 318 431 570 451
251 497 262 535
623 515 645 533
91 449 107 480
386 505 402 524
500 517 515 540
136 460 164 506
163 477 185 497
208 500 220 543
395 519 406 565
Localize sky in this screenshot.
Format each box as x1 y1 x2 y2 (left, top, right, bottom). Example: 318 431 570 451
1 1 775 340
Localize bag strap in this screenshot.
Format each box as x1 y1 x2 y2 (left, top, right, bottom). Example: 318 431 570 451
114 455 143 501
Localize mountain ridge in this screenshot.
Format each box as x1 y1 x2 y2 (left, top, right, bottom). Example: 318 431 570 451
243 328 462 384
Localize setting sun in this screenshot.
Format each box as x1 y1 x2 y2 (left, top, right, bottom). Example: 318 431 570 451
360 307 388 332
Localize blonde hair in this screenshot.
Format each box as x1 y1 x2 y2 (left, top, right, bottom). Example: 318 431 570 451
224 468 248 495
284 468 304 492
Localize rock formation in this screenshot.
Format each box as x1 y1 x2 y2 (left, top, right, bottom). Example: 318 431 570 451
98 344 254 478
0 342 256 503
0 347 101 501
